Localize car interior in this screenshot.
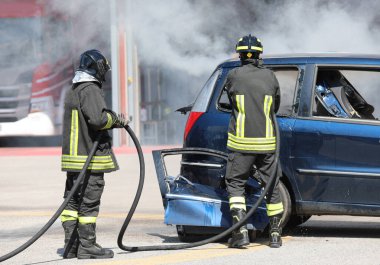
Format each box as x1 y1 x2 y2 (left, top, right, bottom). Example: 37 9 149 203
314 69 375 119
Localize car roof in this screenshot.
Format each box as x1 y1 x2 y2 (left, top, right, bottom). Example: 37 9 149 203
220 53 380 68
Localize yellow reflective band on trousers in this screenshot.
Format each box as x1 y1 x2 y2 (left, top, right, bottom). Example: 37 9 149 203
62 154 116 171
78 216 97 224
101 112 113 130
264 95 274 138
229 196 246 211
235 95 245 138
60 209 78 222
70 109 79 156
266 202 284 216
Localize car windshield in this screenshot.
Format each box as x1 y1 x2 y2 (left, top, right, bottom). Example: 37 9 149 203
0 17 42 66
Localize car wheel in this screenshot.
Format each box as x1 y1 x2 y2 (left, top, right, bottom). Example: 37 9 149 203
176 225 208 242
176 225 192 242
286 215 312 228
278 180 291 228
278 181 311 231
176 225 229 243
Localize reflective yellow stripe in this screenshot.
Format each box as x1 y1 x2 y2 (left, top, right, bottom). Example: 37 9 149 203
230 204 246 210
101 113 113 130
61 154 116 170
229 197 246 204
236 95 245 137
228 133 275 144
70 109 79 156
78 216 97 224
236 45 263 52
227 140 276 151
60 210 78 222
61 210 78 217
62 162 116 170
264 95 273 138
229 196 246 211
61 216 77 222
62 154 114 162
227 94 276 152
266 202 284 217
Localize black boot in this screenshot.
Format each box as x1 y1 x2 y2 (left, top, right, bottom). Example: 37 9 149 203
228 208 250 248
269 214 282 248
62 220 78 259
77 223 114 259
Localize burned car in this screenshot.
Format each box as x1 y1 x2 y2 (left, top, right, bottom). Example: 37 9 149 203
154 53 380 241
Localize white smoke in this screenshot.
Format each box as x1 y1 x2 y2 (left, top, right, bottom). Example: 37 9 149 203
259 1 380 54
40 0 380 145
47 0 111 59
45 0 380 80
128 1 234 76
130 0 380 75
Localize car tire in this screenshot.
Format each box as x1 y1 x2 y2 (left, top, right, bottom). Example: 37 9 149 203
278 180 291 228
176 225 197 242
176 225 214 242
176 225 229 243
279 181 311 231
286 215 312 229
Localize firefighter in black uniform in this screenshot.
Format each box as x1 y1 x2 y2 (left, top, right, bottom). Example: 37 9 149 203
224 35 284 248
60 50 126 259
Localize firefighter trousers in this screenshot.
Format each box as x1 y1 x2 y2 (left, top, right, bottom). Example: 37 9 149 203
225 152 282 211
62 172 105 221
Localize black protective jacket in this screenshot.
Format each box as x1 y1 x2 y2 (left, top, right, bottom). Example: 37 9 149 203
225 60 280 154
61 82 119 173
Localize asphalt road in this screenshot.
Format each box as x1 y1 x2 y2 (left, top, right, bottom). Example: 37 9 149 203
1 148 380 265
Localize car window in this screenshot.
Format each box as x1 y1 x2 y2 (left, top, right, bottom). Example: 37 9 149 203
192 68 221 112
272 68 299 116
313 68 380 121
217 67 299 116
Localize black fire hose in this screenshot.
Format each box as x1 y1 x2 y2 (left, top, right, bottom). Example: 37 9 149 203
0 134 101 263
117 112 281 251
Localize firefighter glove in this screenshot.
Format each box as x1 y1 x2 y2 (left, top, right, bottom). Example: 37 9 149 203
105 109 128 128
113 113 127 128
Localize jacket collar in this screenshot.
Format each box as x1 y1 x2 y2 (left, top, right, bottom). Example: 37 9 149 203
72 71 100 84
241 58 263 67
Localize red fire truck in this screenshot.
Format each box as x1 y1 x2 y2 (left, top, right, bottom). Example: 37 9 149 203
0 0 74 136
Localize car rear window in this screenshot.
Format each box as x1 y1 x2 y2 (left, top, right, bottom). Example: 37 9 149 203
192 69 221 112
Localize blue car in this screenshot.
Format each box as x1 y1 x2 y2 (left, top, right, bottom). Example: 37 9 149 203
154 53 380 241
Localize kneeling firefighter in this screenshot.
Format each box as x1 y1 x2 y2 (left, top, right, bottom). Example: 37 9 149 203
60 50 126 259
224 35 284 248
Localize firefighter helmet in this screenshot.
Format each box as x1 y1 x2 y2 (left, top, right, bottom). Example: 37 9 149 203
235 34 263 59
78 49 111 83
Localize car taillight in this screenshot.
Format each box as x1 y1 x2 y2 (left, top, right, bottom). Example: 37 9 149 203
184 111 204 140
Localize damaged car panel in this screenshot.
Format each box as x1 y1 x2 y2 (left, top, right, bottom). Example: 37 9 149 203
153 148 269 233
